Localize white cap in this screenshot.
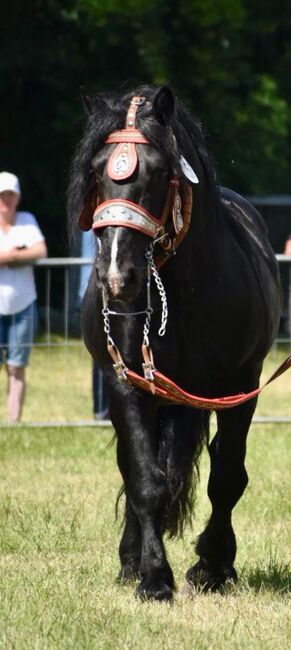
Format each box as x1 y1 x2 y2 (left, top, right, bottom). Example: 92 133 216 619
0 172 21 195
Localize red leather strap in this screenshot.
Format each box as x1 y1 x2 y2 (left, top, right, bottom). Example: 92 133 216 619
124 354 291 411
106 96 147 181
92 198 162 238
105 130 149 144
107 142 138 181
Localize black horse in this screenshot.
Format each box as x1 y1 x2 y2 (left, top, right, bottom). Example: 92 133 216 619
67 85 281 602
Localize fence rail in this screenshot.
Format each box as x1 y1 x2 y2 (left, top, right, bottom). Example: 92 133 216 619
34 255 291 345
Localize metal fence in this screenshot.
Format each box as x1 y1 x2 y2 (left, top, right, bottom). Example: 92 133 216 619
0 256 290 427
34 255 291 344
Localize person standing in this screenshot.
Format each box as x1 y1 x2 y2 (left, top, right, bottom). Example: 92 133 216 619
0 172 47 421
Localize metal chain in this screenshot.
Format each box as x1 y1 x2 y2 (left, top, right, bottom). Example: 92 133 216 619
102 249 168 348
102 306 111 336
143 251 153 345
101 290 115 347
145 248 168 337
142 309 153 346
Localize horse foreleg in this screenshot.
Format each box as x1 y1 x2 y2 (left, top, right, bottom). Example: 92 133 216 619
116 438 142 582
185 397 257 592
117 498 141 583
133 474 174 600
111 390 174 602
129 447 175 601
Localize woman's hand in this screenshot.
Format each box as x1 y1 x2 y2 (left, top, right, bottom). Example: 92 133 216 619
0 242 47 266
0 249 18 266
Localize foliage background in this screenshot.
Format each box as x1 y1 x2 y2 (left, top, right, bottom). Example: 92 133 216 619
0 0 291 255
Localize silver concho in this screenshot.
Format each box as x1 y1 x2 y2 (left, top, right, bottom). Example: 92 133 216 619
180 155 199 183
176 212 184 232
114 153 130 174
173 194 183 233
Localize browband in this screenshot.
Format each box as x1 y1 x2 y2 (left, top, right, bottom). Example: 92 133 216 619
105 130 149 144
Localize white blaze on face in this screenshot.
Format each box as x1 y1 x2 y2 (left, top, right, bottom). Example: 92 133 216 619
108 229 123 296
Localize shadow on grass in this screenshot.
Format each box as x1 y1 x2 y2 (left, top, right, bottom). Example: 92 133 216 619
240 557 290 594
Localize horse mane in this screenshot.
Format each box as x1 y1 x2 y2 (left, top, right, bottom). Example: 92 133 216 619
67 84 219 240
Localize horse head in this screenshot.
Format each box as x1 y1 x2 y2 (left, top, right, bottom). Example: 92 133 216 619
77 86 200 302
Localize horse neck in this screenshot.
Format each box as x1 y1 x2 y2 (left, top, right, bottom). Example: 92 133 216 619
180 186 222 268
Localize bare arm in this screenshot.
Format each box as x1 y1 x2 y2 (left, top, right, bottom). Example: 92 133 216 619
0 241 48 267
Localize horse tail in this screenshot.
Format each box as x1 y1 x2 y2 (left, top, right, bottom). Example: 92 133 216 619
157 407 209 538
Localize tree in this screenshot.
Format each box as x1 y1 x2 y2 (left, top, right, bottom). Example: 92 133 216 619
1 0 290 256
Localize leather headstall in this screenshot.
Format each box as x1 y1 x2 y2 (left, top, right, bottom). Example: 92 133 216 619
78 95 193 266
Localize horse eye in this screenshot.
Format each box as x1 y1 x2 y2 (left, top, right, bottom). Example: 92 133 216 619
156 166 170 177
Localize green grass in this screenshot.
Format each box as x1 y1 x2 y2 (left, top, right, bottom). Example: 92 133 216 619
0 422 290 649
0 345 290 647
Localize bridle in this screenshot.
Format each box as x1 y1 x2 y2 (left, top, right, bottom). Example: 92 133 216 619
78 95 291 409
79 95 193 266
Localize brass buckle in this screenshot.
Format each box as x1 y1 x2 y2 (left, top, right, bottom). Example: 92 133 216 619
142 362 156 382
131 96 146 106
113 361 128 382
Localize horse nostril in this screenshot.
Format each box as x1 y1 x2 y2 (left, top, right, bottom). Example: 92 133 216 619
127 267 136 284
95 266 106 288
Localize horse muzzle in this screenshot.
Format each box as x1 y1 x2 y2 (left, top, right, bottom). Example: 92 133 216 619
108 272 124 298
97 264 144 302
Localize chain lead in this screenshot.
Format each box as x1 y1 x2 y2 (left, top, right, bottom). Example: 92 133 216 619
145 248 168 337
102 249 168 351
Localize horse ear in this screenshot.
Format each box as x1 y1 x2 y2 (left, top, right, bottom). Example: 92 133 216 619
80 87 94 115
80 88 108 116
152 87 175 125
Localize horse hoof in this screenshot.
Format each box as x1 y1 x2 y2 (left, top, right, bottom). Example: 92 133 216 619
135 579 173 603
180 577 196 598
117 565 140 584
186 562 237 592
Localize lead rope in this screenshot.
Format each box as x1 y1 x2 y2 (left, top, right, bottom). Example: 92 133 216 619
102 246 168 381
102 256 291 405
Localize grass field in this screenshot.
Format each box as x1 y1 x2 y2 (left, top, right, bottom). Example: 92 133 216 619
0 346 290 648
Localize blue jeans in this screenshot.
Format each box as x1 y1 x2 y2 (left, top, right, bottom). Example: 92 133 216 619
0 301 37 367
